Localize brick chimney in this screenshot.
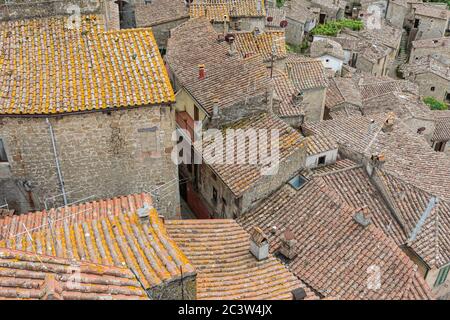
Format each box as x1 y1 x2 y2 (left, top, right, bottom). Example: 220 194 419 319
137 202 152 226
249 226 269 261
382 112 395 133
198 64 206 80
279 228 297 260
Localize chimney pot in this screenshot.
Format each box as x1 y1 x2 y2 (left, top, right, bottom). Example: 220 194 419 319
249 226 269 261
292 287 307 300
198 64 206 80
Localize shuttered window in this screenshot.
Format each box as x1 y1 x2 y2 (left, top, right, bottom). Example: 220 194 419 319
434 265 450 287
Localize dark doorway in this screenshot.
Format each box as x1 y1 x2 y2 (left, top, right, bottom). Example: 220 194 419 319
319 14 326 24
435 141 447 152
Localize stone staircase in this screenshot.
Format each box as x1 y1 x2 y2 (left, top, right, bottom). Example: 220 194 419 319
389 30 409 79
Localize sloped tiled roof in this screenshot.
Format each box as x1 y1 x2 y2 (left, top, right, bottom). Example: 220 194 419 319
0 247 147 300
165 219 318 300
310 39 345 60
0 193 195 290
375 170 450 269
432 117 450 142
272 69 304 117
412 3 450 19
233 30 286 61
189 0 266 21
285 0 316 23
166 18 270 114
0 15 174 115
312 160 407 245
303 114 450 201
135 0 189 27
362 92 431 119
202 112 305 196
238 178 434 299
265 7 286 29
304 133 337 156
285 55 328 91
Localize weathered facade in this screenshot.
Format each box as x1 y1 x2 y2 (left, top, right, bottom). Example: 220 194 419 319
0 16 180 217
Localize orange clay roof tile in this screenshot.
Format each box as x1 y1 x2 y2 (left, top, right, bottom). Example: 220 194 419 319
0 15 174 115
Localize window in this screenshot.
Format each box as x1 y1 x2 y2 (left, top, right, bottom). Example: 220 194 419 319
318 155 326 166
431 86 435 92
434 264 450 287
212 187 218 204
0 139 8 163
235 196 241 209
414 19 420 28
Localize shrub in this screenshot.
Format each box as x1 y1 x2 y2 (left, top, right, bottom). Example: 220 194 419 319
423 96 448 110
311 19 364 36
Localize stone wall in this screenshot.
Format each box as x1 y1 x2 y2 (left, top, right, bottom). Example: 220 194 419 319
148 274 197 300
285 18 305 45
200 142 306 219
0 106 180 218
408 72 449 102
411 44 450 61
414 15 448 40
151 17 190 50
303 87 326 122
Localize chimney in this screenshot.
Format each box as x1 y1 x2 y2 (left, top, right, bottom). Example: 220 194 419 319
198 64 206 80
382 112 395 132
353 210 371 228
225 34 236 56
249 226 269 261
223 17 229 35
279 228 297 260
291 288 307 300
40 274 63 300
137 202 152 225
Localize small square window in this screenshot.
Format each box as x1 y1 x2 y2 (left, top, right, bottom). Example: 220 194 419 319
235 196 241 208
318 155 326 165
0 139 8 163
431 86 435 92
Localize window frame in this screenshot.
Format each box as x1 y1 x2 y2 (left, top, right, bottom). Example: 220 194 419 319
0 138 8 163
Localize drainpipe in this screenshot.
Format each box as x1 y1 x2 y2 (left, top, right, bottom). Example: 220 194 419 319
46 118 68 206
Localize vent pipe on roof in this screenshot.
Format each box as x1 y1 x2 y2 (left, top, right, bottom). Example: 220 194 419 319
249 226 269 261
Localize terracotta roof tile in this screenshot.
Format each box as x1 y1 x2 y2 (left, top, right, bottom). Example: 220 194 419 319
189 0 266 21
165 219 318 300
0 15 174 115
135 0 189 27
310 39 345 60
0 247 147 300
166 18 270 114
202 112 305 196
238 178 434 299
304 133 337 156
402 55 450 81
0 193 195 289
285 56 328 91
233 30 286 61
272 69 304 117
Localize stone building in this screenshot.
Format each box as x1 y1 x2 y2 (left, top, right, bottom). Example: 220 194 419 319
407 3 450 41
195 112 306 219
402 55 450 103
0 0 120 29
0 15 180 217
283 0 317 45
0 193 198 300
410 37 450 61
310 38 345 74
324 75 363 119
189 0 267 32
385 0 416 28
303 113 450 298
285 55 328 122
310 0 346 23
134 0 190 50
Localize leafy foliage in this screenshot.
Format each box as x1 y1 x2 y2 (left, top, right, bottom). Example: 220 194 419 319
423 0 450 9
311 19 364 36
276 0 286 8
423 96 448 110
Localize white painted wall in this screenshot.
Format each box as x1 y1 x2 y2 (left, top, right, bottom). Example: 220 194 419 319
305 149 338 169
